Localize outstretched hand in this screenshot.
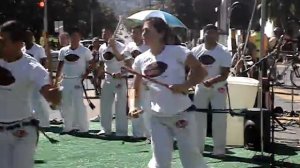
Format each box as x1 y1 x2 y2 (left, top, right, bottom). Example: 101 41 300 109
129 108 144 118
168 84 189 94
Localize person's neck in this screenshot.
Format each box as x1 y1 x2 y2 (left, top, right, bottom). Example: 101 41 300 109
70 43 79 50
4 51 23 63
134 39 143 46
25 43 34 50
205 42 217 50
150 43 165 56
94 45 100 50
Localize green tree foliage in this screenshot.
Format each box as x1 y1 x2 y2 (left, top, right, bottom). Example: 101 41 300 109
167 0 221 29
0 0 117 38
267 0 300 36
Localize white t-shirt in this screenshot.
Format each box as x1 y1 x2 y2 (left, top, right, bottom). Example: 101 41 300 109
132 45 192 116
0 54 50 122
122 42 149 58
22 43 46 63
58 45 93 77
192 43 231 89
99 41 126 79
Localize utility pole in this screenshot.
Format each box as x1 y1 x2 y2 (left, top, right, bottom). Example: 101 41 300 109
218 0 231 47
90 0 94 37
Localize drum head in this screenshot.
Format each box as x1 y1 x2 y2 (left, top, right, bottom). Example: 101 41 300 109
131 50 142 58
65 54 80 62
0 66 15 86
198 54 216 65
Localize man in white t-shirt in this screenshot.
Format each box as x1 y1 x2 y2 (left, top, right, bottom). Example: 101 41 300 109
0 20 61 168
23 29 50 128
192 24 232 157
97 27 130 136
55 28 94 133
58 32 70 48
123 25 150 139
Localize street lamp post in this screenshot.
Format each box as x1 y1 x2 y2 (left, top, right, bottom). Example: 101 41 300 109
43 0 48 33
90 0 94 37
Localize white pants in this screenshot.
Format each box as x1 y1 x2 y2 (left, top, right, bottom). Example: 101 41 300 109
132 86 152 138
32 91 50 128
0 126 37 168
100 78 128 136
148 112 208 168
194 86 227 155
61 78 89 132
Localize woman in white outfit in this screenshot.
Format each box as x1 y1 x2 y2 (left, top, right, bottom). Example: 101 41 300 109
132 17 208 168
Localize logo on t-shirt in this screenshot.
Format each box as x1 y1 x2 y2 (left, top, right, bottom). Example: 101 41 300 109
131 50 142 58
26 52 34 57
0 66 15 86
103 51 115 60
65 54 80 62
144 61 168 78
198 54 215 65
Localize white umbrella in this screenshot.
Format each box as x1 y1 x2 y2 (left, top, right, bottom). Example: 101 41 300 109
127 10 187 29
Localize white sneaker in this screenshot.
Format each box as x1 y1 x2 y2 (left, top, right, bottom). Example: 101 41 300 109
97 130 112 136
90 115 100 122
212 149 226 158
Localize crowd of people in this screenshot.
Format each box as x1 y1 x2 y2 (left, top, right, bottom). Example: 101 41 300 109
1 16 287 168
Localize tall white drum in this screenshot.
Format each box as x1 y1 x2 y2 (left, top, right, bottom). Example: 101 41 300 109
226 76 259 146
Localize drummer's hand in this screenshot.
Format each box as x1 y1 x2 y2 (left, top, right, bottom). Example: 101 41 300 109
41 85 62 106
129 108 144 118
203 80 213 88
168 84 189 94
81 73 89 82
108 38 116 49
112 73 122 79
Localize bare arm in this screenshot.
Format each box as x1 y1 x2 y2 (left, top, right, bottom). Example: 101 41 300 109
109 38 125 61
184 54 207 87
133 75 143 108
124 58 134 68
40 84 61 106
97 61 105 78
82 59 97 80
40 58 47 68
205 67 230 85
55 61 64 86
169 54 207 93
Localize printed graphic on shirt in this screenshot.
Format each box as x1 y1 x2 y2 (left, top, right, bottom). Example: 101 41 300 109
0 66 15 86
65 54 80 62
198 54 216 65
131 50 142 58
143 61 168 78
26 52 34 58
103 51 115 60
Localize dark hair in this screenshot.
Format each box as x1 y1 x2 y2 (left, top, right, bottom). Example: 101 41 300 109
167 32 181 45
68 27 82 36
203 24 218 32
132 25 142 30
103 26 115 34
145 17 171 44
253 23 261 32
0 20 25 42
